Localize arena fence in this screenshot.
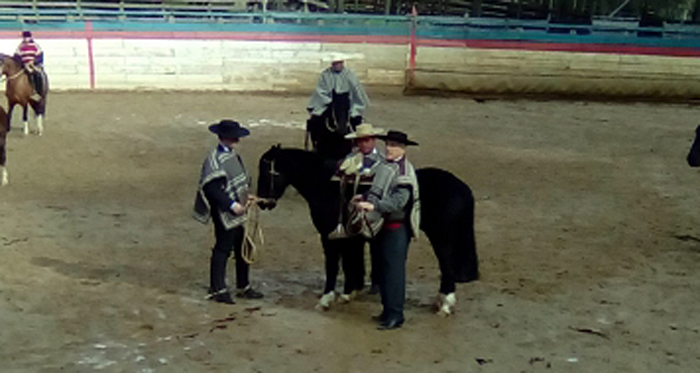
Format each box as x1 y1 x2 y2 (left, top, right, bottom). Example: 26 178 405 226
1 2 699 98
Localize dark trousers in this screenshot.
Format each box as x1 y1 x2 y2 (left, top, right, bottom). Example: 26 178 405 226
209 214 249 292
376 223 410 320
26 70 43 96
369 239 381 287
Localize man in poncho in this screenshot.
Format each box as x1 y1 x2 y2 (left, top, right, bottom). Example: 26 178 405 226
193 120 264 304
306 54 370 158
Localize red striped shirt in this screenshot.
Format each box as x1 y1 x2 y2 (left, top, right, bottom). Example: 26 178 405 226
16 41 42 64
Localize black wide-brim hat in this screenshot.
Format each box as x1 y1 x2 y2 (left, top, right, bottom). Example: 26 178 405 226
22 31 32 38
208 120 250 138
377 130 418 146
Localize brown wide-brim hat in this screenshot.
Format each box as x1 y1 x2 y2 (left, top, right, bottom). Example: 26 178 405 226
376 130 418 146
208 120 250 138
345 123 384 139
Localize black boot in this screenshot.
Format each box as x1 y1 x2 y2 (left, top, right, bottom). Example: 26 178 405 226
33 71 43 97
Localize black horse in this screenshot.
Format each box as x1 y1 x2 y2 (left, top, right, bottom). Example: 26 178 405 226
306 92 361 161
257 145 479 314
688 125 700 167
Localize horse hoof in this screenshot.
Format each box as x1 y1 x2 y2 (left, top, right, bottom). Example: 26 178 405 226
437 305 452 317
316 291 336 311
338 291 356 304
434 293 457 316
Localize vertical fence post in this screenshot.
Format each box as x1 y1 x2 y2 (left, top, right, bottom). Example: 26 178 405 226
85 21 95 89
407 5 418 89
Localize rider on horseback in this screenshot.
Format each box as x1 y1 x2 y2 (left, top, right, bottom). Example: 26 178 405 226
307 53 370 150
15 31 44 101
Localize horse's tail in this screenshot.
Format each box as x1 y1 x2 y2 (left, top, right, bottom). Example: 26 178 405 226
453 188 479 283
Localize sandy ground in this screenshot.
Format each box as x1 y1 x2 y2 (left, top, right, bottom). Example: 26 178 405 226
1 91 699 372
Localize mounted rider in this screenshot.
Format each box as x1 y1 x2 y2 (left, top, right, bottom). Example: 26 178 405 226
14 31 44 101
307 53 370 151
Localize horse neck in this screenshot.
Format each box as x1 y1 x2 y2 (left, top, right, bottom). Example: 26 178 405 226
278 150 334 202
2 59 22 77
277 150 340 235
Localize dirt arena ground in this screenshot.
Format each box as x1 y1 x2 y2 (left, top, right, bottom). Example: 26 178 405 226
1 91 699 372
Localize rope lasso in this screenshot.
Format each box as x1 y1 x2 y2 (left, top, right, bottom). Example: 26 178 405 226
241 201 264 264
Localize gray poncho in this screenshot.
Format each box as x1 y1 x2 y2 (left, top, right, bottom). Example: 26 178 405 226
307 67 370 118
367 158 421 238
193 147 249 230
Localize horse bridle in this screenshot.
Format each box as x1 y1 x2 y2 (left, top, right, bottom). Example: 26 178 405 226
0 69 23 82
261 157 281 202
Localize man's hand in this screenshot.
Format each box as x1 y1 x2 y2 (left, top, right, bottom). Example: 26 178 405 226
357 201 374 212
232 202 246 215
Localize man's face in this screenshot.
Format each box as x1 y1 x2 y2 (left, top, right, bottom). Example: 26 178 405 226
385 141 406 161
331 61 344 72
355 137 375 155
23 36 31 43
220 137 239 148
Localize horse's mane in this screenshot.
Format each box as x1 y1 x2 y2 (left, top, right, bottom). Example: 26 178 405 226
0 53 21 66
265 146 337 183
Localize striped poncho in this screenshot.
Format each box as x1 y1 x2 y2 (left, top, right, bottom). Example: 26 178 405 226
193 146 249 230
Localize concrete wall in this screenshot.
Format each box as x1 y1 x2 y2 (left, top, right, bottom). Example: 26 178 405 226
92 40 407 91
2 32 700 98
409 47 700 98
0 37 408 91
0 38 90 89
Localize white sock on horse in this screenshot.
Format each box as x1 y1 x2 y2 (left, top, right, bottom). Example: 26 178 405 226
22 122 28 136
316 291 336 311
435 292 457 316
338 290 357 304
1 167 8 186
36 115 43 136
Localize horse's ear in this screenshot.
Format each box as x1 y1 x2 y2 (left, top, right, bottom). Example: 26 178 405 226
275 143 281 149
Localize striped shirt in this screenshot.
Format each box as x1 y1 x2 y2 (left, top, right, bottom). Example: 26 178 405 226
15 41 43 65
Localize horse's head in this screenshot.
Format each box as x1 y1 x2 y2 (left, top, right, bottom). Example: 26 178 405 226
257 144 290 210
0 54 10 75
0 54 20 76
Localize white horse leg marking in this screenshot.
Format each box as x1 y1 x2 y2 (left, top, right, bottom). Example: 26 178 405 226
1 167 8 186
36 115 43 136
435 292 457 316
338 290 357 304
22 121 28 136
315 291 336 311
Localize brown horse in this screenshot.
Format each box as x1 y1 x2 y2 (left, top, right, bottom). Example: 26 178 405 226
0 53 48 136
1 105 8 186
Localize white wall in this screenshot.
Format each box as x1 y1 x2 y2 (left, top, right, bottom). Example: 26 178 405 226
1 38 408 91
3 36 699 98
0 38 90 89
